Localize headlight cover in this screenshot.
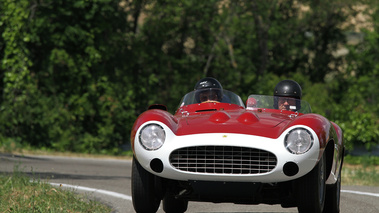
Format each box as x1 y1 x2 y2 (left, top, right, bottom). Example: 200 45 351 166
284 128 314 154
139 124 166 150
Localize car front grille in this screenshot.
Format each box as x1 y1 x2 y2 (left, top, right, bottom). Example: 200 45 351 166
169 146 277 174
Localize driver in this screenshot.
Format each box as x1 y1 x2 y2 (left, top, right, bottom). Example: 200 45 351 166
194 77 223 103
273 80 302 111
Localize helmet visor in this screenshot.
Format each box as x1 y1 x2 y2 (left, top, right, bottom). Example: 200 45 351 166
196 88 222 103
199 91 219 102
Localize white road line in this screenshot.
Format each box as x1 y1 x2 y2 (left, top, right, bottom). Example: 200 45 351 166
341 190 379 198
50 183 132 201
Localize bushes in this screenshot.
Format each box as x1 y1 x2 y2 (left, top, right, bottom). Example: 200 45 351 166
0 0 134 154
1 0 378 154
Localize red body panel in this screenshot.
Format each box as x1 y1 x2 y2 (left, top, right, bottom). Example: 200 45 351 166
131 103 334 151
175 110 289 137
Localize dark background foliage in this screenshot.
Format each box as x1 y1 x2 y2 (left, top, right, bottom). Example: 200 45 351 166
1 0 378 154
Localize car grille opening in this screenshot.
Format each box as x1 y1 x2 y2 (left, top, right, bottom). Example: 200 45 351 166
169 146 277 174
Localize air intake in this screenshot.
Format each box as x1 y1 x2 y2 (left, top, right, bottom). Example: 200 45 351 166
170 146 277 174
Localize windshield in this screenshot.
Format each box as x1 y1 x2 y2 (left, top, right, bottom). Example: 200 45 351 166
246 95 312 114
178 89 245 107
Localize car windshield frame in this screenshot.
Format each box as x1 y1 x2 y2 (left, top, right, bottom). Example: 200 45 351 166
246 94 312 114
178 89 245 108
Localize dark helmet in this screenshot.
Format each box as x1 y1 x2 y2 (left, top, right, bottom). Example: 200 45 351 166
273 80 302 110
273 80 302 99
194 77 223 91
194 77 223 103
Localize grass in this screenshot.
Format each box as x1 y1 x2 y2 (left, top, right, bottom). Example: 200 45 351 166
341 155 379 186
0 167 112 213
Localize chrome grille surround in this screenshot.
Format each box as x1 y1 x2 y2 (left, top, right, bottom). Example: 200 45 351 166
169 146 277 174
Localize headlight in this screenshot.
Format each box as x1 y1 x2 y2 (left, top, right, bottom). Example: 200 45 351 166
284 128 313 154
139 124 166 150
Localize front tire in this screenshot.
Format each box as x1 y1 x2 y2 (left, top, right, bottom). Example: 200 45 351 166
296 152 326 213
132 156 161 213
323 168 341 213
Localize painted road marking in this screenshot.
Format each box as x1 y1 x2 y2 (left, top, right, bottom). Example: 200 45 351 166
341 190 379 198
50 183 132 201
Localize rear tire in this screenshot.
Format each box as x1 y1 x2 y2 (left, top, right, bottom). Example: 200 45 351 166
163 192 188 213
132 156 160 213
296 152 326 213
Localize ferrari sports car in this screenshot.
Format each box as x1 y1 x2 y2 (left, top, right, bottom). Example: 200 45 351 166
131 88 344 213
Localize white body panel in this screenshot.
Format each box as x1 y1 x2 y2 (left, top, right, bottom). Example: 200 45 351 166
134 121 320 183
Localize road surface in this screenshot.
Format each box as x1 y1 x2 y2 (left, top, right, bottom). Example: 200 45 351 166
1 153 378 212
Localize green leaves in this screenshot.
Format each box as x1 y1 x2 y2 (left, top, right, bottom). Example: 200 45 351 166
0 0 378 154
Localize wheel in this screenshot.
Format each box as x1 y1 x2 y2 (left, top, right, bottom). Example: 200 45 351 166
132 156 161 213
163 192 188 213
323 168 341 213
296 152 326 213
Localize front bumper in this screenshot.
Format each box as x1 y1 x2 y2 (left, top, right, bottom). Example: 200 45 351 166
134 121 320 183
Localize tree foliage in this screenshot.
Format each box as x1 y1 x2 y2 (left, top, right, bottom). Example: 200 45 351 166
0 0 378 154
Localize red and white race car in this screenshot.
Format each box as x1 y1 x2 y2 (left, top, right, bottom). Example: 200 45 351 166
131 89 344 213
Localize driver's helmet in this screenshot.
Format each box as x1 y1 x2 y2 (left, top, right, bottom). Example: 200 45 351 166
194 77 223 103
273 80 302 111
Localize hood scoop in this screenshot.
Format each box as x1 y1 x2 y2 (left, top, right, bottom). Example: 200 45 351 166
209 111 231 123
237 112 260 125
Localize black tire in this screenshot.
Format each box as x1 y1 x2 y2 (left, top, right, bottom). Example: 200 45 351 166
323 169 341 213
163 192 188 213
132 156 161 213
296 152 326 213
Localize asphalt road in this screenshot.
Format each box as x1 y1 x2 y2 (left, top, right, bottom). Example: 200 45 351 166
1 153 378 213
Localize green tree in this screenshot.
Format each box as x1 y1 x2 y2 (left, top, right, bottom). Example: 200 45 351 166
0 0 137 153
337 4 379 150
1 0 378 153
